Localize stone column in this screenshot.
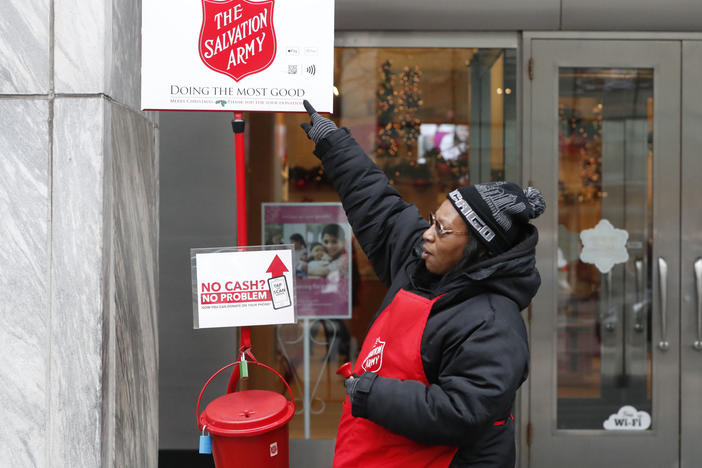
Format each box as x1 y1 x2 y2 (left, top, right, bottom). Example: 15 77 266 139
0 0 158 466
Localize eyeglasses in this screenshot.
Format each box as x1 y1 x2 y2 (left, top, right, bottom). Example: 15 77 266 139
429 212 469 238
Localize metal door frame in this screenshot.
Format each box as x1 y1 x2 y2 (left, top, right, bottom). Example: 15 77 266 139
681 40 702 468
523 38 681 467
521 31 702 187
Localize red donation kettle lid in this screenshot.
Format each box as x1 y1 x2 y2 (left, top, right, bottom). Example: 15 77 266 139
200 390 295 436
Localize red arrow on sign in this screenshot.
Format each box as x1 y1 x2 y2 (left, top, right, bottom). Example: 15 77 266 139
266 254 289 277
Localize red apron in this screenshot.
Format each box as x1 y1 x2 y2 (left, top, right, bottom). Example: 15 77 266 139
334 289 459 468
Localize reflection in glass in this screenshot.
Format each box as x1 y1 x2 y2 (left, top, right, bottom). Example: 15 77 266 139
556 68 653 430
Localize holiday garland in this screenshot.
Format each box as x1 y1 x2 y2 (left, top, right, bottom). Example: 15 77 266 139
375 60 400 157
398 65 423 150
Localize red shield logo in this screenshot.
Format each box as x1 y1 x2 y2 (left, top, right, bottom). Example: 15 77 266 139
199 0 277 82
362 338 385 374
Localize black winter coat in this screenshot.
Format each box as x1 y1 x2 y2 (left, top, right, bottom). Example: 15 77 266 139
315 128 541 468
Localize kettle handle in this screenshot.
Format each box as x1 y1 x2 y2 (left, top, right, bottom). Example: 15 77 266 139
196 360 295 430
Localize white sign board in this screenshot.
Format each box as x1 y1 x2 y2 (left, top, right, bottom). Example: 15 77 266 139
603 405 651 431
579 219 629 274
191 246 296 328
142 0 334 112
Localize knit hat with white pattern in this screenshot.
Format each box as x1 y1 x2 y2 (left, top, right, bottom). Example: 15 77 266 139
447 181 545 254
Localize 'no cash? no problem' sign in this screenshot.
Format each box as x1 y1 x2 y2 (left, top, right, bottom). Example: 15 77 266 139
192 247 296 329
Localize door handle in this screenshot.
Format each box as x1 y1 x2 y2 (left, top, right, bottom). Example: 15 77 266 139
658 257 669 351
634 259 644 332
694 258 702 351
604 272 615 331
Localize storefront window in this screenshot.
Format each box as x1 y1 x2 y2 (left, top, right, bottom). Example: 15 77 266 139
245 46 517 438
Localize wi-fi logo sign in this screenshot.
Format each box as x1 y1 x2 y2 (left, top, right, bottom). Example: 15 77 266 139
306 65 316 75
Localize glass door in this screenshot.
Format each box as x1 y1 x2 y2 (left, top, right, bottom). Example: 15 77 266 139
681 40 702 468
528 40 681 467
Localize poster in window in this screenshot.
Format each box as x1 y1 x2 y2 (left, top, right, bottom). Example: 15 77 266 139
262 203 352 319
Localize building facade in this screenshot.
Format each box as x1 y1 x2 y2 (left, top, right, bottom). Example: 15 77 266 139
2 1 702 467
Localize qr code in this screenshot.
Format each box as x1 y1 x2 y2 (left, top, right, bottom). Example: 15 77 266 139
288 64 298 74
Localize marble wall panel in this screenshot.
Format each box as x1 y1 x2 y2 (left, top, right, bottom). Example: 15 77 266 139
54 1 106 94
110 103 159 467
0 0 50 93
50 97 106 467
0 99 50 468
109 0 142 111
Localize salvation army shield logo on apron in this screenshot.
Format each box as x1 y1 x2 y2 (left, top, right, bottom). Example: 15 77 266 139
362 338 385 374
199 0 277 82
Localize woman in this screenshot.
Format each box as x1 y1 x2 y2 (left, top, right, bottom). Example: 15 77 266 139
300 101 544 468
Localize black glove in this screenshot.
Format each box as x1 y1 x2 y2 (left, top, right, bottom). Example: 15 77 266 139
300 100 337 144
344 375 360 405
344 373 378 418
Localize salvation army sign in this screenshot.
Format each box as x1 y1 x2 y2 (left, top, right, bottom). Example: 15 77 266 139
191 246 296 328
199 0 276 82
142 0 334 112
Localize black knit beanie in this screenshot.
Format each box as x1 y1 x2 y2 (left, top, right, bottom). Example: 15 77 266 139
447 181 545 254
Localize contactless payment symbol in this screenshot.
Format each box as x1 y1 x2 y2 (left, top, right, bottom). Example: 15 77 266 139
362 337 385 373
267 254 291 310
199 0 277 82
